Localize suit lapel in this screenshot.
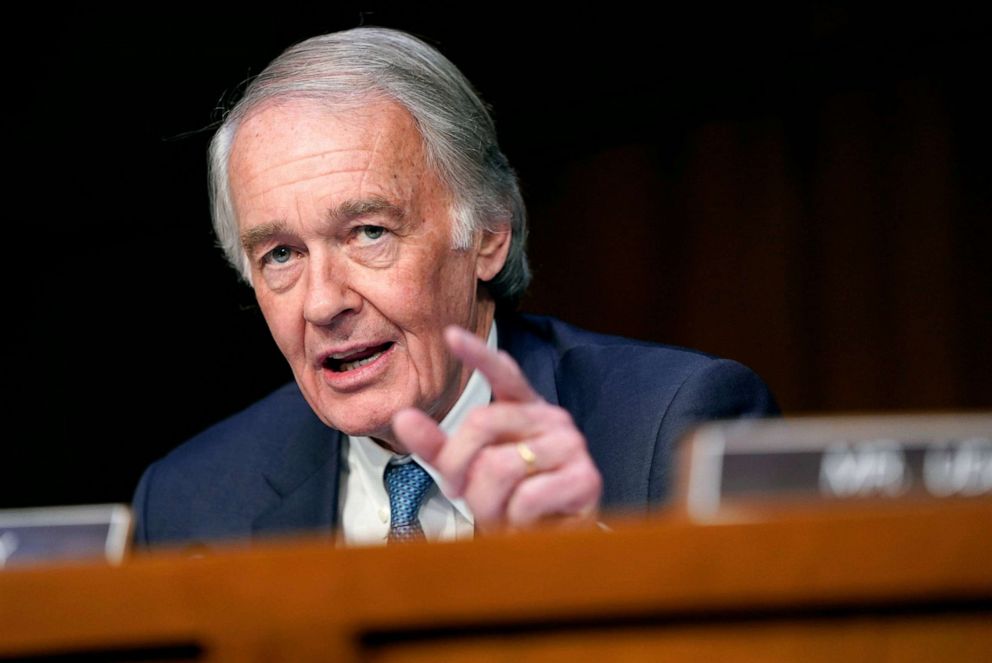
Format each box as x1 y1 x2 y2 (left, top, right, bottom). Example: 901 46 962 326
498 315 560 407
251 409 343 538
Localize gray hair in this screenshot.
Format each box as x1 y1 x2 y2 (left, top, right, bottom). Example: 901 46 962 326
208 26 530 306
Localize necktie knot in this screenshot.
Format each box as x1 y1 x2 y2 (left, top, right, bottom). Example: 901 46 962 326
384 460 434 543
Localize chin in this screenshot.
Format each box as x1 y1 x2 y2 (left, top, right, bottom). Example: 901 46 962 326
315 398 401 441
326 412 392 439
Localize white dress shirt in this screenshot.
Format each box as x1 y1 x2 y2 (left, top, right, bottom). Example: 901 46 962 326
338 323 496 546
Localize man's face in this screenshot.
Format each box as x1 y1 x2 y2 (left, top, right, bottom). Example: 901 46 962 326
227 100 507 447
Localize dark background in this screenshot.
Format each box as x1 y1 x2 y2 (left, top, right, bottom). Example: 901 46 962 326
7 7 990 507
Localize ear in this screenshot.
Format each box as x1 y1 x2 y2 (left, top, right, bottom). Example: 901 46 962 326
475 223 512 283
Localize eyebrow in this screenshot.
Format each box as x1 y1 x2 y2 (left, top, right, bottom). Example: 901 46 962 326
241 221 289 257
241 221 289 258
335 196 405 223
239 197 406 257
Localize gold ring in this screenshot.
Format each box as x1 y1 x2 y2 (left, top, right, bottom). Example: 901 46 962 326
516 442 538 476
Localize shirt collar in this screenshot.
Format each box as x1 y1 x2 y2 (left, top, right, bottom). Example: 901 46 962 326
347 321 497 524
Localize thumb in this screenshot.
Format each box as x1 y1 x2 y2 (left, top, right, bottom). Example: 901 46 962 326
392 407 447 463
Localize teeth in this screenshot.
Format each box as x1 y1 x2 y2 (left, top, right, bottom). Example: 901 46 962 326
338 350 384 372
331 347 372 360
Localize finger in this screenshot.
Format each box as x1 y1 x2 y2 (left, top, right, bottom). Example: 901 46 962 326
433 402 572 495
445 325 539 403
459 444 526 527
460 428 581 524
505 460 602 527
392 407 447 463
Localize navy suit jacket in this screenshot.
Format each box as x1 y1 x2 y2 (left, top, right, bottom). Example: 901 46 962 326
133 314 778 546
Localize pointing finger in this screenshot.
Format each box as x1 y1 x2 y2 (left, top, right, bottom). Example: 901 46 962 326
444 325 539 403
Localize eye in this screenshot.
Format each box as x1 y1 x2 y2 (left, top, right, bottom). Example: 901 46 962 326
263 246 295 265
359 225 387 241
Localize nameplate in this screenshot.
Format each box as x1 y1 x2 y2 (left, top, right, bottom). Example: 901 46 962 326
0 504 131 568
679 414 991 519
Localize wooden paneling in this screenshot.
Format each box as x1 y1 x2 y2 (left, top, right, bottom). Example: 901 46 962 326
2 501 989 661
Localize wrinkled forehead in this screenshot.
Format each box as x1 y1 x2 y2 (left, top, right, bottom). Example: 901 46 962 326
227 97 428 188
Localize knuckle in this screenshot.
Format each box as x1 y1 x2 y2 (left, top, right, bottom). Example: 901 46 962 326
546 426 586 459
463 407 490 434
521 401 542 416
511 482 543 515
546 405 576 430
569 460 602 490
484 445 518 476
581 465 604 499
559 430 584 455
555 407 576 426
560 468 602 512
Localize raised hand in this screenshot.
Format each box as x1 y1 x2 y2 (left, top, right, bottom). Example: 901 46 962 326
392 326 602 533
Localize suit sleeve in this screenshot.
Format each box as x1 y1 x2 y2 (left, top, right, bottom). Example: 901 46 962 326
648 359 779 502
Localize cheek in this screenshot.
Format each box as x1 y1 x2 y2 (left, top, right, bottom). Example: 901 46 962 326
367 252 449 313
394 259 471 323
392 267 424 303
434 254 480 312
256 291 305 356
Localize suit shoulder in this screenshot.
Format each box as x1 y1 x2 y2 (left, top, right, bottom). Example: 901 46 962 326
132 382 327 544
504 315 778 507
502 312 775 402
503 313 717 367
153 382 313 472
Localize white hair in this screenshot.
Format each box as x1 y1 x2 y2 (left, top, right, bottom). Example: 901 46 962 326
208 27 530 305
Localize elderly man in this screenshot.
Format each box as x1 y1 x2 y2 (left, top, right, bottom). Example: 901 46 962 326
133 27 778 547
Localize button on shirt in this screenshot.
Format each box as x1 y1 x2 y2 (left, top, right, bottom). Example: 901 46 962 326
338 323 496 546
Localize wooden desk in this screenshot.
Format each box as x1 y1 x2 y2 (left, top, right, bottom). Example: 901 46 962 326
2 501 989 662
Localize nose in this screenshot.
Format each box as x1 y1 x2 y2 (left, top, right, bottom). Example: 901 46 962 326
302 251 362 327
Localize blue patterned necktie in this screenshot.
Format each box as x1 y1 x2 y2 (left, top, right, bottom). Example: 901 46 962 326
384 460 434 543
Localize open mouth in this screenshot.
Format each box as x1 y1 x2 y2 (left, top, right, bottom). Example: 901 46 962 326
323 342 394 373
